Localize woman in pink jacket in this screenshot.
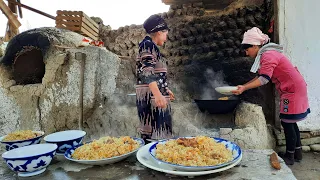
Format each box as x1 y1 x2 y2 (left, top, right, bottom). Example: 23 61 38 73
232 27 310 165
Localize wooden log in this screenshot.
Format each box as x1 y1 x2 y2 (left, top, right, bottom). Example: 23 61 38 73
188 46 196 54
167 9 175 18
0 0 21 28
195 46 203 54
236 18 246 28
180 29 191 38
195 35 203 44
16 0 22 18
210 42 218 51
213 32 223 40
206 52 216 59
223 30 233 39
181 38 188 45
227 19 238 29
218 40 227 49
9 0 55 20
202 44 210 53
216 51 224 59
270 152 281 170
187 37 196 45
226 39 235 47
233 29 243 38
238 8 246 17
235 40 241 47
233 49 240 57
246 15 256 26
190 27 198 36
218 21 227 30
223 48 234 57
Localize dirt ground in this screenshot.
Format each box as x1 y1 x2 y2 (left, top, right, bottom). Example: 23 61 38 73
289 152 320 180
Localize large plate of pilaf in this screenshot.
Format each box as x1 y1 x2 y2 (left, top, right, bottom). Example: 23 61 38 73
64 136 144 165
149 136 242 171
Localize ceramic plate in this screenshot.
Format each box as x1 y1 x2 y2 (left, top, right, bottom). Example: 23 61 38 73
149 137 242 171
215 86 237 95
64 137 144 165
137 142 242 177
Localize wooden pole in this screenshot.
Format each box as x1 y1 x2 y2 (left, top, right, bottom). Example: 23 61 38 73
4 1 19 41
0 0 21 29
7 0 55 20
75 52 86 130
17 0 22 18
274 0 281 130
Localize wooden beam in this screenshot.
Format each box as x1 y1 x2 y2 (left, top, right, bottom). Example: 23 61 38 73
7 0 55 20
273 0 280 130
8 1 16 13
0 0 21 28
17 0 22 18
203 0 235 10
162 0 237 10
162 0 202 5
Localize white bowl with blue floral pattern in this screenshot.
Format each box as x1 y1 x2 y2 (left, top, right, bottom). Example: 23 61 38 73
149 137 242 171
64 137 145 165
0 131 44 151
2 143 57 177
44 130 86 155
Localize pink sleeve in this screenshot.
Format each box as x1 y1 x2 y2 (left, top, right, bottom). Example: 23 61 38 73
258 53 279 80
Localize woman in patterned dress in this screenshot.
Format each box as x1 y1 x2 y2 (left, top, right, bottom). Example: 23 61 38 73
136 15 175 143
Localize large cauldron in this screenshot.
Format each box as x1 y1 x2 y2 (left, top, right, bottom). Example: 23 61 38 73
194 96 240 114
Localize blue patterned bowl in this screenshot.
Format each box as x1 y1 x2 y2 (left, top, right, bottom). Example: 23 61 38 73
0 131 45 151
149 137 242 171
2 143 57 177
44 130 86 154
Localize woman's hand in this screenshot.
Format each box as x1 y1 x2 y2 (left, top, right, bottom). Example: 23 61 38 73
232 85 246 95
167 89 175 101
154 94 168 108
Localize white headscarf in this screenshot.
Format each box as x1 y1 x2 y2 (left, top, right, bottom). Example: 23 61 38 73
242 27 283 73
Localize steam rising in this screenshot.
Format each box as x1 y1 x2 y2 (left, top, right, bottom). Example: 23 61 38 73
200 69 229 100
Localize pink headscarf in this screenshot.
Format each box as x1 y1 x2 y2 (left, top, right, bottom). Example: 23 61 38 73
241 27 270 45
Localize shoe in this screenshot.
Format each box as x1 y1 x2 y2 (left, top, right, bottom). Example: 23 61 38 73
141 134 152 144
278 152 294 165
279 148 302 162
294 148 302 162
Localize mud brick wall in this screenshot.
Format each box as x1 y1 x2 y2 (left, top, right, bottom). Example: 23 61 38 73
99 0 274 120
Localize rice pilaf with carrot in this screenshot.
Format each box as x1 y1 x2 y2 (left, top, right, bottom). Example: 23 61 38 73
3 130 41 141
72 136 139 160
155 136 233 166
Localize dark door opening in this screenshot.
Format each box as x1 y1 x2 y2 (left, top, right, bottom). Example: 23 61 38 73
13 48 45 85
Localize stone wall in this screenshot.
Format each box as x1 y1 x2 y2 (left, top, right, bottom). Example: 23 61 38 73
220 102 275 149
275 129 320 152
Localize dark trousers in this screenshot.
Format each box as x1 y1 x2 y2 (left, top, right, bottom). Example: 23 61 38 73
281 121 302 152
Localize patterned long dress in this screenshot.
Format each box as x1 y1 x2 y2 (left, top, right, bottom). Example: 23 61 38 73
136 36 173 140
